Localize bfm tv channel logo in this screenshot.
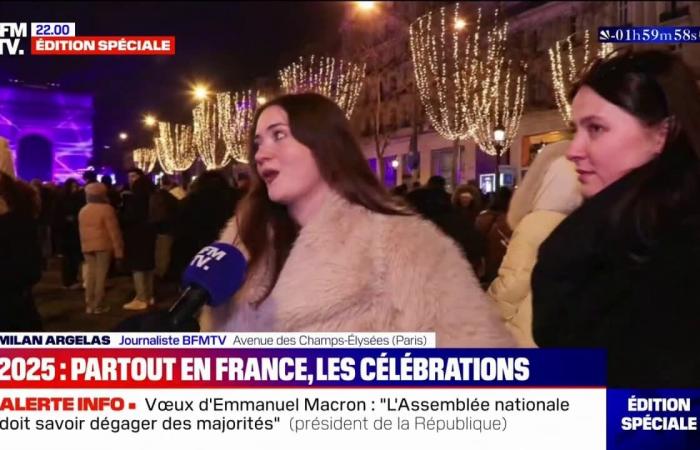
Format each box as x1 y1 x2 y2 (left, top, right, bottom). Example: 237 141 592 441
0 23 27 55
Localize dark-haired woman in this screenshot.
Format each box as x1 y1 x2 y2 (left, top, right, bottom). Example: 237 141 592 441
200 93 513 347
0 173 43 330
532 50 700 387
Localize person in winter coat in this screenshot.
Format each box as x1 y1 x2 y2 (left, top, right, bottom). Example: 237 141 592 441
532 49 700 387
0 172 42 331
475 187 513 285
121 175 157 310
199 93 514 347
78 182 124 314
168 170 239 282
487 141 582 347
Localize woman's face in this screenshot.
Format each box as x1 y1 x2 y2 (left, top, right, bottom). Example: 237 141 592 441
567 86 668 198
458 192 473 207
253 106 330 221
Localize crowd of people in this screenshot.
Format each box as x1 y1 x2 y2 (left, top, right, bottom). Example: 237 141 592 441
0 158 246 328
1 48 699 386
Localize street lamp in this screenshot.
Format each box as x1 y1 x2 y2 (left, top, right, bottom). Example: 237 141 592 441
192 84 209 101
493 125 506 144
391 158 399 169
143 114 157 128
355 1 376 12
119 132 128 141
493 124 505 189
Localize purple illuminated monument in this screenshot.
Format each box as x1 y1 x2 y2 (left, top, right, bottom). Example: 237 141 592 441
0 85 93 182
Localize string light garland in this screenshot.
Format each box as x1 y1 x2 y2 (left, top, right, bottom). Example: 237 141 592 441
409 3 477 142
279 55 365 119
154 121 196 174
132 147 157 173
464 10 527 157
217 90 258 163
549 29 614 124
193 99 231 169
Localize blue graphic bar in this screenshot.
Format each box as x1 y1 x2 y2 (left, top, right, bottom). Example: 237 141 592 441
598 27 700 43
607 389 700 450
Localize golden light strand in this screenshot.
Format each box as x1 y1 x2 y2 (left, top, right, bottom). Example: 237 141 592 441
409 4 482 141
278 56 365 119
548 29 615 124
132 147 157 173
154 121 196 174
193 99 232 170
217 90 257 163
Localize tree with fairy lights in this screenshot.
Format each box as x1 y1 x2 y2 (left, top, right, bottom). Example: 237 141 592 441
192 99 231 170
548 29 614 124
464 10 527 189
216 90 258 164
409 3 482 188
132 147 157 174
278 55 365 119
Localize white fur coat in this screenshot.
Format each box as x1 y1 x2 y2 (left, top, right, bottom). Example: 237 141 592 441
200 193 514 347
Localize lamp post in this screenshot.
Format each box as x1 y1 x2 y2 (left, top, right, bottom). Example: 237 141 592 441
493 124 505 190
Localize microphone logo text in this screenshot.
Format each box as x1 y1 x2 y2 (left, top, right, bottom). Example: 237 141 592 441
189 246 227 271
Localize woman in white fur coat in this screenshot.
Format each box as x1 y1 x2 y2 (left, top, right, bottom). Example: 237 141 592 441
200 93 514 348
487 141 582 347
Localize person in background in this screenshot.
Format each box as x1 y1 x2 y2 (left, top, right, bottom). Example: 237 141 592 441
162 175 186 201
101 176 122 210
54 178 85 289
487 141 582 346
452 183 483 227
150 175 180 280
29 179 52 270
236 172 251 194
390 183 408 198
532 49 700 386
78 182 124 314
475 186 513 285
200 93 513 347
82 169 98 186
407 182 484 273
122 174 157 310
169 170 239 282
0 172 43 331
120 168 144 215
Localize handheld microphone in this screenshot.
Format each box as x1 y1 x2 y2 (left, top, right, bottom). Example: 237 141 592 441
167 242 247 330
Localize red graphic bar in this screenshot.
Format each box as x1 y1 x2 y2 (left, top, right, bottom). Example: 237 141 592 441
31 36 175 55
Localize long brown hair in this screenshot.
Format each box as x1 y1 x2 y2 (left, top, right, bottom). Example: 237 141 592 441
236 93 410 291
570 49 700 255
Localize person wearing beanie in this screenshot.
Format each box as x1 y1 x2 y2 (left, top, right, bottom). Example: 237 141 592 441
78 182 124 314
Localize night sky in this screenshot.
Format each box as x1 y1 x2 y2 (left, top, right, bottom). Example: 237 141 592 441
0 1 347 168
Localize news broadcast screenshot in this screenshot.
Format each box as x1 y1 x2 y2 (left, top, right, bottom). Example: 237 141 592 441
0 1 698 449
